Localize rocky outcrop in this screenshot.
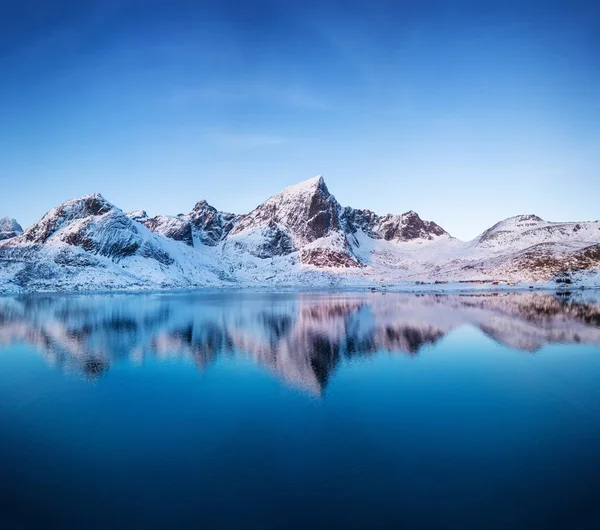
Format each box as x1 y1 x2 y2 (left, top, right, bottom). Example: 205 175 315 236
343 208 448 242
188 200 238 246
127 201 238 247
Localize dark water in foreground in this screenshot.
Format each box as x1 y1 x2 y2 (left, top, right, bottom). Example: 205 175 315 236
1 291 600 529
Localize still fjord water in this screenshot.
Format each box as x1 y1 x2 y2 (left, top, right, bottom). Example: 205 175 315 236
1 291 600 529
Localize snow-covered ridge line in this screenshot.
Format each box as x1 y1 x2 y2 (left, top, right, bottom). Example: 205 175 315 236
1 176 599 292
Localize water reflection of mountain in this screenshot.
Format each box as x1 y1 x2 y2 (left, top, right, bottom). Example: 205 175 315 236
1 291 599 394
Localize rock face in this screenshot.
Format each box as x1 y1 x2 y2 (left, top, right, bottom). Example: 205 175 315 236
0 217 23 240
188 200 237 246
343 208 448 242
1 176 599 293
230 176 342 243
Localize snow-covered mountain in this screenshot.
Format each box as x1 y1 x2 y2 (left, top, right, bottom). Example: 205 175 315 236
0 217 23 241
0 193 225 292
1 176 599 292
226 175 361 268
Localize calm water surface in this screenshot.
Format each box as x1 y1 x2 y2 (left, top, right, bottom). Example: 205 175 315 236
1 290 600 529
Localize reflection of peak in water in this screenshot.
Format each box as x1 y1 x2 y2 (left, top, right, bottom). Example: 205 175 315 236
1 292 599 393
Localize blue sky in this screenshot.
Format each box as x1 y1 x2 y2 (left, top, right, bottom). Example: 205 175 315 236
1 0 599 240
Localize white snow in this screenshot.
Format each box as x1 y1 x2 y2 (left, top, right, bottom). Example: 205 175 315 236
1 181 599 293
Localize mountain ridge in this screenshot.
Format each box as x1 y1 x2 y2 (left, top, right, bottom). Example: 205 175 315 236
1 176 599 292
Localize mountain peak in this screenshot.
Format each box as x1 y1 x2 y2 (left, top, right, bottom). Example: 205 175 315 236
19 193 117 245
402 210 419 218
506 214 544 223
0 217 23 241
81 192 105 201
228 173 345 254
191 199 215 213
278 175 329 198
127 210 148 222
475 213 548 247
60 193 114 215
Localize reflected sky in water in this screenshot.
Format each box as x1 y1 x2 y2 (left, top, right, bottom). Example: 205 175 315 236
1 291 600 529
1 290 600 394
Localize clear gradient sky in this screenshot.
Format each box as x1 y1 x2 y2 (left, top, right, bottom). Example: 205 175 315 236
1 0 599 240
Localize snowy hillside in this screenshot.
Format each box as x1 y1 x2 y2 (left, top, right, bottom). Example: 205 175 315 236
1 176 599 292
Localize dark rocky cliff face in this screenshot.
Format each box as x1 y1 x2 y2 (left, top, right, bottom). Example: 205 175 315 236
59 211 143 260
188 200 237 246
249 221 294 259
343 207 448 242
227 176 361 267
229 176 343 246
128 201 238 247
303 177 343 241
380 211 448 241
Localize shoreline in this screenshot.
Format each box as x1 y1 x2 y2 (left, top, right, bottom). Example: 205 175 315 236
1 282 598 298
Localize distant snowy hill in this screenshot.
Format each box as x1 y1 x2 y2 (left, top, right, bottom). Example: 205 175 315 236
0 217 23 241
1 176 599 292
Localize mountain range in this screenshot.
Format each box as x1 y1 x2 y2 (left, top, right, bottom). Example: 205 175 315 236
1 175 599 292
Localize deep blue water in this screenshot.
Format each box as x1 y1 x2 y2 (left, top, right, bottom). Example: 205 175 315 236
1 291 600 529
